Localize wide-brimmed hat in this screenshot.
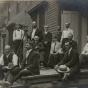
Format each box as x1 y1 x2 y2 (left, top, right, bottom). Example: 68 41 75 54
57 65 70 73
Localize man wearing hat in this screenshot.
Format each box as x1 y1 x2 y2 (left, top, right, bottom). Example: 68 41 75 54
29 21 43 42
56 26 62 42
0 45 18 81
55 42 79 80
61 23 74 51
48 35 61 68
42 25 52 67
9 43 40 85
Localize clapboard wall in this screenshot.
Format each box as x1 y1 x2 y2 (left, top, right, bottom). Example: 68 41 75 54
46 0 60 36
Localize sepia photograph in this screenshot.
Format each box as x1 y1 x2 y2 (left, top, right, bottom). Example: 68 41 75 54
0 0 87 88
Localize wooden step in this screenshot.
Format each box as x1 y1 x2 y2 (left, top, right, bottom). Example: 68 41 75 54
7 69 88 88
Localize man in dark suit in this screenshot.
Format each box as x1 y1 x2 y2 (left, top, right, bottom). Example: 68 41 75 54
29 21 43 42
9 43 40 85
42 25 52 67
67 33 77 50
55 42 79 80
61 33 77 53
56 26 62 42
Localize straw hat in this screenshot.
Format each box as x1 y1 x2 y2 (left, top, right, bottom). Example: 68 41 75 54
57 65 70 73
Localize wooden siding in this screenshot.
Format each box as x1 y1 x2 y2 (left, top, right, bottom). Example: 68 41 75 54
46 0 59 35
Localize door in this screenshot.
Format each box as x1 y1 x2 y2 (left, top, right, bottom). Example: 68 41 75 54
61 11 79 43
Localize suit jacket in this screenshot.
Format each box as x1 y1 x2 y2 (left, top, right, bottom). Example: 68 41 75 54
21 50 40 75
32 42 45 55
58 49 79 72
70 40 77 50
42 32 52 46
30 28 43 41
56 31 62 42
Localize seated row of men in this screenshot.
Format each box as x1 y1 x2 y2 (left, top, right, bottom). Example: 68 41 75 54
32 33 77 69
0 34 78 85
0 43 40 85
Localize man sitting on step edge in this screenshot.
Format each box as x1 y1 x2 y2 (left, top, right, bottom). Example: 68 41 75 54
0 45 18 82
9 42 40 86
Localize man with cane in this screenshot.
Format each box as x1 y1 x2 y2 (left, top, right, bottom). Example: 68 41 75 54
13 24 24 64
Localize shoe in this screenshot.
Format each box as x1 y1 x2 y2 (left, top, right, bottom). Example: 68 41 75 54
62 74 69 81
2 80 10 87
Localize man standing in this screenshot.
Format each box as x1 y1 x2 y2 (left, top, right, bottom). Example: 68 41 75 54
61 23 74 48
30 21 43 42
9 43 40 85
0 45 18 81
56 26 62 42
55 42 79 80
42 25 52 67
13 24 24 64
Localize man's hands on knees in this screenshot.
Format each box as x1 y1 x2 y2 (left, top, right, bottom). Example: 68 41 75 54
2 66 8 70
55 64 59 70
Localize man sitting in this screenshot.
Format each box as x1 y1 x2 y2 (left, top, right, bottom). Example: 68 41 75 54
48 35 61 68
0 45 18 81
9 43 40 85
33 36 45 68
55 42 79 81
67 33 77 50
79 37 88 66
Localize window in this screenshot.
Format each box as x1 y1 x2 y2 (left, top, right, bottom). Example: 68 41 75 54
31 10 45 30
28 1 47 30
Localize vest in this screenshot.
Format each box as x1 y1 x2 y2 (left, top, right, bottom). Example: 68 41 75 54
3 53 13 66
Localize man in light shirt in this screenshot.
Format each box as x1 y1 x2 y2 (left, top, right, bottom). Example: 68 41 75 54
48 35 61 68
0 45 18 81
13 24 24 64
61 23 74 49
79 36 88 65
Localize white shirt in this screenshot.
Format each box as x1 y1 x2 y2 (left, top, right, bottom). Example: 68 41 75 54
68 48 72 55
13 29 24 41
61 28 74 42
31 28 37 40
82 43 88 54
0 53 18 66
45 31 48 34
50 41 61 53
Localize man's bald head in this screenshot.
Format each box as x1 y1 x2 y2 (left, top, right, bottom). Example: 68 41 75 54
5 45 11 49
5 45 11 54
32 21 37 28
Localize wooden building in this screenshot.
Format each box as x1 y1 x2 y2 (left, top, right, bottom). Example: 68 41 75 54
0 0 87 55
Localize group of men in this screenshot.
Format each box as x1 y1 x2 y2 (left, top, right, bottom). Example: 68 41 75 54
0 21 84 85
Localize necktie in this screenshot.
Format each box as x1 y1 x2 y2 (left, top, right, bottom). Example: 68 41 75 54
26 51 29 58
54 42 56 52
